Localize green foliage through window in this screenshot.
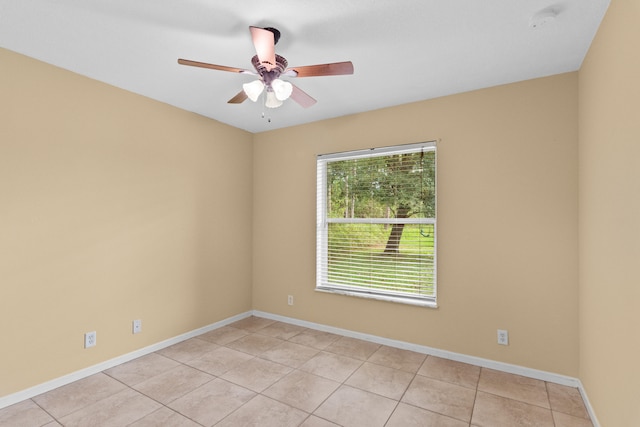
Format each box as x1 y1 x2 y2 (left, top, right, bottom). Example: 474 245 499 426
317 142 437 304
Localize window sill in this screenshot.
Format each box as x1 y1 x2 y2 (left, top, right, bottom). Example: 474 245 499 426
315 287 438 308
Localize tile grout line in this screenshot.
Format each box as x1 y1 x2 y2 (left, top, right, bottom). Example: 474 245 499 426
1 316 594 426
545 381 558 427
468 367 480 427
179 324 568 426
104 359 214 427
29 397 58 426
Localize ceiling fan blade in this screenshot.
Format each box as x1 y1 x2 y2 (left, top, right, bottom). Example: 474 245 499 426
285 61 354 78
178 59 253 74
249 26 276 71
228 90 248 104
290 84 317 108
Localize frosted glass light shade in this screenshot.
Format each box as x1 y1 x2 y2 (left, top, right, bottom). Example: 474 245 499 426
242 80 265 102
271 78 293 101
265 91 283 108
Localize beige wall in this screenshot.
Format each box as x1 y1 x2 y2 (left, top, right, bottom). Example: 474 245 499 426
5 23 613 408
579 0 640 425
253 73 580 376
0 49 253 396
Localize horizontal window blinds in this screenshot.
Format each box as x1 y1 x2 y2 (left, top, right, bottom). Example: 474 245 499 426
317 142 436 303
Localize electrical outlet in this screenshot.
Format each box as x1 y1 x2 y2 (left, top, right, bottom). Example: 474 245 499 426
84 331 96 348
132 319 142 334
287 295 294 306
497 329 509 346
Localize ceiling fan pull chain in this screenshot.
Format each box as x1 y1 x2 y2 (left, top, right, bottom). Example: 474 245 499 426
260 92 272 122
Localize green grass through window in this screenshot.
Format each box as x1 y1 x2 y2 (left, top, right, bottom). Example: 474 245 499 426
327 224 435 296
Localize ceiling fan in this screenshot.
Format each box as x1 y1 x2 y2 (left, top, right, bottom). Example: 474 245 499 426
178 26 354 109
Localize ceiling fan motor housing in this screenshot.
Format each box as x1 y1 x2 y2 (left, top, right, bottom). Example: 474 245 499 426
252 54 288 88
263 27 281 44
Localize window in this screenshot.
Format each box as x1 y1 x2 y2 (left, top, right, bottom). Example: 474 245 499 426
316 141 437 307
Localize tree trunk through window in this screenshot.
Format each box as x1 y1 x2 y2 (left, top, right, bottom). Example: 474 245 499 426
383 205 409 254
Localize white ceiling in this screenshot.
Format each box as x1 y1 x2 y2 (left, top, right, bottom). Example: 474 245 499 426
0 0 610 133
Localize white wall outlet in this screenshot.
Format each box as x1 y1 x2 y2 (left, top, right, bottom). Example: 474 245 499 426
84 331 96 348
132 319 142 334
287 295 294 306
497 329 509 346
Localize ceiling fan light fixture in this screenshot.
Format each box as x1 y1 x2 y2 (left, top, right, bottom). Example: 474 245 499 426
271 78 293 101
242 80 265 102
178 26 354 110
265 91 283 108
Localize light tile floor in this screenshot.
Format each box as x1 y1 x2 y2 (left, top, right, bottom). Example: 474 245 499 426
0 316 593 427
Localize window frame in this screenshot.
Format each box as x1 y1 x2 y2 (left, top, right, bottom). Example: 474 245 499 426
316 141 437 308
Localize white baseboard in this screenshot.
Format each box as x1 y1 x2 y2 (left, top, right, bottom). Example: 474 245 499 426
0 309 599 427
252 310 579 386
0 311 252 410
577 379 601 427
254 310 599 426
